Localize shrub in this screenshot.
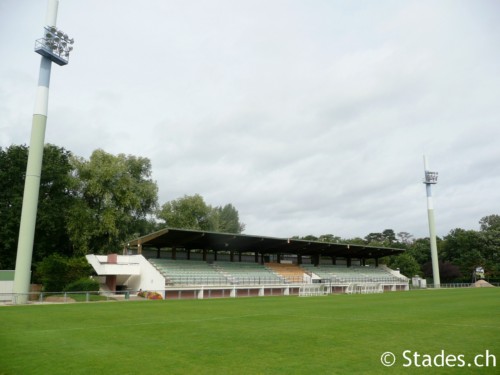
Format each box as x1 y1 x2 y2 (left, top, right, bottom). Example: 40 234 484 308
64 277 100 292
36 254 69 292
36 254 93 292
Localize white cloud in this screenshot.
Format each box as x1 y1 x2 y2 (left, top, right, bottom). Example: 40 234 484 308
1 0 499 240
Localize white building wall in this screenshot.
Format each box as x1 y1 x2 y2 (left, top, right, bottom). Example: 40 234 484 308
127 255 165 297
0 270 15 301
86 255 165 298
0 281 14 301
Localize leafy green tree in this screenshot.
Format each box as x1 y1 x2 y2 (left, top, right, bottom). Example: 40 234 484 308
302 235 319 241
388 253 421 278
382 229 397 244
35 254 92 291
478 215 500 278
364 232 384 244
397 231 414 245
343 237 366 245
441 228 489 279
422 261 462 282
0 144 74 269
35 145 76 258
0 145 26 269
364 229 398 247
406 238 433 265
158 195 245 233
479 214 500 231
209 204 245 233
437 216 500 280
318 234 343 243
158 194 212 230
67 149 158 254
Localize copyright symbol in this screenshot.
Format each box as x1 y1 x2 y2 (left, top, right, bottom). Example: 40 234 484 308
380 352 396 367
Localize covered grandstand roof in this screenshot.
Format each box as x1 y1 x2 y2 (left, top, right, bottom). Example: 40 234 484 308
128 228 404 259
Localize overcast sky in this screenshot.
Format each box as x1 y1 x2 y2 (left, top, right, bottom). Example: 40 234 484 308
1 0 499 240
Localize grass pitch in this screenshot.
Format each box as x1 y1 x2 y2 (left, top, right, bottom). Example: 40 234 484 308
0 288 498 375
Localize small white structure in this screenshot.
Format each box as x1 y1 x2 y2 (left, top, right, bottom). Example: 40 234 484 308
0 271 15 301
411 276 427 289
86 254 165 297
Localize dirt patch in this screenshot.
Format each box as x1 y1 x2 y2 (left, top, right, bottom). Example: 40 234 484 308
474 280 494 287
44 296 77 303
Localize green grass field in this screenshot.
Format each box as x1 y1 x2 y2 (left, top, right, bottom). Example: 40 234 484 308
1 288 498 375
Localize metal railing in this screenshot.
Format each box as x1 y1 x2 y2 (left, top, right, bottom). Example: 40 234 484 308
411 282 500 289
1 291 132 305
164 275 305 286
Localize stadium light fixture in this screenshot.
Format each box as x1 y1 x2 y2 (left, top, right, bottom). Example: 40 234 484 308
35 25 74 66
13 0 74 304
423 156 441 288
424 171 438 184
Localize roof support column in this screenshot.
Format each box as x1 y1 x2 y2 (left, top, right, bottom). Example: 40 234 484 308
313 254 319 267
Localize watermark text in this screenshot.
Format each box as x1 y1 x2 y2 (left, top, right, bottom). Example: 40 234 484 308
380 350 496 368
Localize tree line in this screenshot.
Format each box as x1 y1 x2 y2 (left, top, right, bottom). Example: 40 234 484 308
1 144 498 284
0 144 244 272
292 217 500 282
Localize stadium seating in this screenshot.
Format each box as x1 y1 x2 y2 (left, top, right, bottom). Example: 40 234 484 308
149 259 287 286
149 259 228 286
148 259 407 291
265 263 306 283
301 264 405 284
214 261 285 285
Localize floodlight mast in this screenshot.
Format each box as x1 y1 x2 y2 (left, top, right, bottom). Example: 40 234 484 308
13 0 73 304
423 155 441 288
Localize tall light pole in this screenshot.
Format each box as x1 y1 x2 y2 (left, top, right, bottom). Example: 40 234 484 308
13 0 74 304
423 155 441 288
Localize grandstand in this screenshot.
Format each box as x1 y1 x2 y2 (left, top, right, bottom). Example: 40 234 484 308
87 228 409 298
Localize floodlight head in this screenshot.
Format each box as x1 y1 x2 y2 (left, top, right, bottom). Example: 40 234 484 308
424 170 438 184
34 25 74 66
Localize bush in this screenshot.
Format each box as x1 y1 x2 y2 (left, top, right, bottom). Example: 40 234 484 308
36 254 93 292
64 277 100 292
